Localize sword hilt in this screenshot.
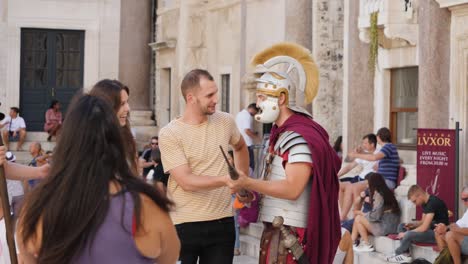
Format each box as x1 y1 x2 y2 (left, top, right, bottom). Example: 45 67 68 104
272 216 307 263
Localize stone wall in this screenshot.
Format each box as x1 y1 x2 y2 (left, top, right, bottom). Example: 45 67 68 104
312 0 344 145
0 0 121 111
119 0 152 110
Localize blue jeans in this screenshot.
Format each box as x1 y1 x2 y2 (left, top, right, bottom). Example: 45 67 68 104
234 210 240 249
395 223 435 255
175 217 235 264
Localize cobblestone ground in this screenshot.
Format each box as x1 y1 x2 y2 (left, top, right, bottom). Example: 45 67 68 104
233 254 257 264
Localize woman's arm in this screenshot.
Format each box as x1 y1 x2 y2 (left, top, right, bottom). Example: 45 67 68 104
4 162 49 181
134 194 180 264
44 109 52 125
366 192 384 221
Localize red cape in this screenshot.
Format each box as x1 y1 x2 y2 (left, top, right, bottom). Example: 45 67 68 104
270 113 341 264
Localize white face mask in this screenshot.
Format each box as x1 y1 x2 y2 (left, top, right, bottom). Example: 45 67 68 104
254 96 280 124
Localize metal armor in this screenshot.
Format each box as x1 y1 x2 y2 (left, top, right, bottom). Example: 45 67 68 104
259 131 312 228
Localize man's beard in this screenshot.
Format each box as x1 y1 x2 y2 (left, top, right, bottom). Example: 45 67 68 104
196 99 215 115
202 106 216 115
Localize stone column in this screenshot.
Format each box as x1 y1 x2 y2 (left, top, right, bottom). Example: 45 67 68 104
342 0 374 154
0 0 7 113
312 0 344 145
119 0 152 110
418 0 451 129
285 0 312 48
284 0 313 113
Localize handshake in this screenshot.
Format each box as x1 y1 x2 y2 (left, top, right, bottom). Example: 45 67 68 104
220 146 254 201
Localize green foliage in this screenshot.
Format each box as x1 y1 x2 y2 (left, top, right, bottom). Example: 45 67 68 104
369 12 379 73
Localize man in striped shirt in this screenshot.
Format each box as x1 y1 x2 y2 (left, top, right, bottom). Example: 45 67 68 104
349 127 400 190
159 69 249 264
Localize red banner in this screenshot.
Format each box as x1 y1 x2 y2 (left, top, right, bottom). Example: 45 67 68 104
417 129 456 219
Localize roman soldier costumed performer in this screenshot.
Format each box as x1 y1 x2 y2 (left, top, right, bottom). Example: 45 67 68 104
228 42 341 263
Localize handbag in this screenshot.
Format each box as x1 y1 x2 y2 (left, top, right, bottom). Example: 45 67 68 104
433 247 453 264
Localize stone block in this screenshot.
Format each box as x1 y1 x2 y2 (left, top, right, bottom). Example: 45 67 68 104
411 244 438 263
354 251 389 264
370 235 401 255
240 222 263 239
239 234 260 259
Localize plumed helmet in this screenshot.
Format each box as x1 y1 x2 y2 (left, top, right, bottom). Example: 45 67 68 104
251 42 319 121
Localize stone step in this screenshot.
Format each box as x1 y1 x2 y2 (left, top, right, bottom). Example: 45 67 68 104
411 244 438 263
233 255 258 264
136 141 149 152
130 119 156 126
239 234 260 259
132 126 159 141
7 141 56 152
10 151 32 162
240 222 263 240
354 251 389 264
24 132 50 142
130 111 153 119
371 236 401 256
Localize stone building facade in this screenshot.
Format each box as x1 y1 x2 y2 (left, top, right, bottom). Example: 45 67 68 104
344 0 468 216
0 0 153 130
152 0 345 144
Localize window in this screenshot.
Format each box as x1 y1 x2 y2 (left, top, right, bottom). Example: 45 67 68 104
221 74 230 113
390 67 418 147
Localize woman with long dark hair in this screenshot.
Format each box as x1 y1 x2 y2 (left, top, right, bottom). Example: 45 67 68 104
17 95 180 264
43 100 63 141
351 173 400 252
89 79 138 174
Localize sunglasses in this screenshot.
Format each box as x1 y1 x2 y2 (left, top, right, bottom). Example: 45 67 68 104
151 142 158 145
461 197 468 202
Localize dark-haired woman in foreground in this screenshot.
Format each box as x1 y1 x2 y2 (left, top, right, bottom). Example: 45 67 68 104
17 95 180 264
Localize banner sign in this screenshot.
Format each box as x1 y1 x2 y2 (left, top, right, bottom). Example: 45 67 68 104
417 129 456 219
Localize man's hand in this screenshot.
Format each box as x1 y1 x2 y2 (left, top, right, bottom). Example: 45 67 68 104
12 131 17 138
236 191 254 203
397 232 406 239
0 146 5 166
405 222 416 230
434 223 448 235
226 169 249 193
449 223 459 232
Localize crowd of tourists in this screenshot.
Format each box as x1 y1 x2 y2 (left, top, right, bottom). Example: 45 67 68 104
0 42 466 264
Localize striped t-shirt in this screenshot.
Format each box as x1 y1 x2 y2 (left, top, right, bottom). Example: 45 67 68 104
377 143 400 183
159 111 241 225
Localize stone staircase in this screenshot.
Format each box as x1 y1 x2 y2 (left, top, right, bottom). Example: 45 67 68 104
7 132 55 165
4 110 158 164
239 222 262 260
129 110 159 152
354 236 440 263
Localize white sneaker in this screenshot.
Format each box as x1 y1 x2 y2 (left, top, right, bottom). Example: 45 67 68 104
352 243 359 250
353 242 375 252
387 254 413 263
